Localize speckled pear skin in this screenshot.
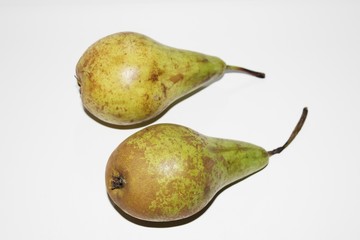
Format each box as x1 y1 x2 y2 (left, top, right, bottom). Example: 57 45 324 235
76 32 226 125
105 124 268 222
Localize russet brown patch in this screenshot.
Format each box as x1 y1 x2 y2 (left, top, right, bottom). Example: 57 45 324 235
170 73 184 84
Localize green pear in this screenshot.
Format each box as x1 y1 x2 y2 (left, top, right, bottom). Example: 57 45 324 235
76 32 265 126
105 108 308 222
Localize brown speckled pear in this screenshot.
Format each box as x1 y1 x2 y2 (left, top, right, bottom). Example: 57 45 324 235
76 32 265 126
106 108 308 222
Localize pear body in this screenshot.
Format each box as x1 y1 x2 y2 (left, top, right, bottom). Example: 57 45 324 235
76 32 226 125
105 124 268 222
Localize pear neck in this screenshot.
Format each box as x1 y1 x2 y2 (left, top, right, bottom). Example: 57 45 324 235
205 138 269 187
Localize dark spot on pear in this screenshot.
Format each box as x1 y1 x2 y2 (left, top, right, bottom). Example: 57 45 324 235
161 83 167 98
170 73 184 83
111 175 126 190
198 57 209 63
150 73 159 82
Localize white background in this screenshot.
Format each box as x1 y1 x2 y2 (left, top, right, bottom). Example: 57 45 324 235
1 0 359 239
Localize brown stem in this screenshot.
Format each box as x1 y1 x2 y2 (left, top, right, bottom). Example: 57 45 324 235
267 107 308 156
225 65 265 78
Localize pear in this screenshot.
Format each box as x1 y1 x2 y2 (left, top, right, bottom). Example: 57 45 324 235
105 108 308 222
76 32 265 126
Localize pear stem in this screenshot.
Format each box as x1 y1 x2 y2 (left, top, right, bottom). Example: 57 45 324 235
267 107 308 157
225 65 265 78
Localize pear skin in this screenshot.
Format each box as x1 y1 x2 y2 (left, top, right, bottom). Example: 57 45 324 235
76 32 265 126
105 108 308 222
